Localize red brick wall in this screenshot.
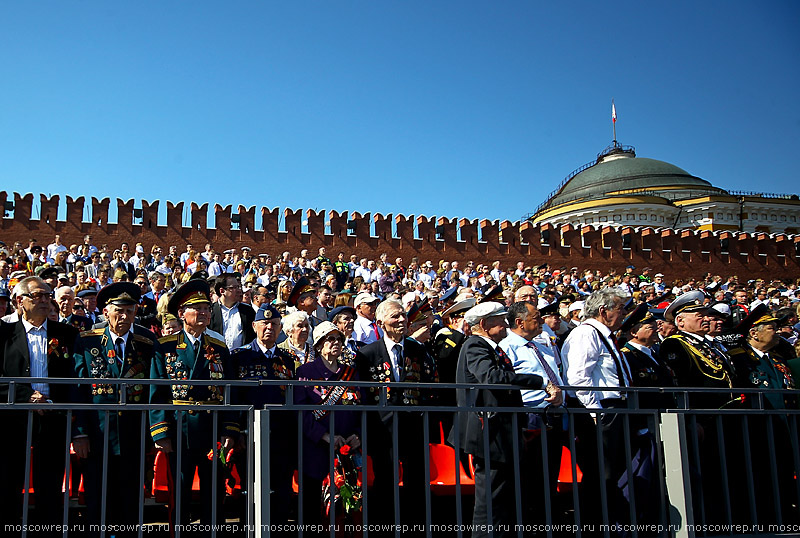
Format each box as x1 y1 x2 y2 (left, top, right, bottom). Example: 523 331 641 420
1 191 798 280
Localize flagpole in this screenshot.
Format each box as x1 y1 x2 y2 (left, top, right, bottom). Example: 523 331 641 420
612 99 617 145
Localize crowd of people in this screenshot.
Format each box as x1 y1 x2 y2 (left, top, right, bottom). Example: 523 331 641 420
1 233 799 536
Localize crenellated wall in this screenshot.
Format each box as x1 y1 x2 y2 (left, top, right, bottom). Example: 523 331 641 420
1 191 798 279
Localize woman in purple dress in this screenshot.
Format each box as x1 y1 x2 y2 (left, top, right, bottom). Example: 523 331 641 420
294 321 362 527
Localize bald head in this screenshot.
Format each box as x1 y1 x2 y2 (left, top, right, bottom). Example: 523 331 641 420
55 286 75 317
514 286 538 302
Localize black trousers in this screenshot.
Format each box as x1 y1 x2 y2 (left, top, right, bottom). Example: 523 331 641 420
0 412 70 534
472 458 517 538
83 451 145 536
567 398 630 532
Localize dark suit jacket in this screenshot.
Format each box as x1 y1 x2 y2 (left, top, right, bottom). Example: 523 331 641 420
136 296 159 331
0 319 79 405
355 337 438 415
451 335 544 463
209 302 256 345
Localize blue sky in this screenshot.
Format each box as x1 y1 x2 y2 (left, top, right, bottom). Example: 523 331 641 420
1 1 798 226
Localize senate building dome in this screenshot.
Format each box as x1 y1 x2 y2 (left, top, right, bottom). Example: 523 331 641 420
530 142 800 234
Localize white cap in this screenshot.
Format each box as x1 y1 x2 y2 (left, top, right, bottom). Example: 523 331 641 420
568 301 585 313
464 302 508 326
654 273 664 277
312 321 343 347
354 292 381 308
537 298 550 310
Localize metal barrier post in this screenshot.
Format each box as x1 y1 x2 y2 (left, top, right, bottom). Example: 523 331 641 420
660 413 694 538
254 409 270 538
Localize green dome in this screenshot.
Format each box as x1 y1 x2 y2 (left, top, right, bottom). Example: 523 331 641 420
539 147 728 214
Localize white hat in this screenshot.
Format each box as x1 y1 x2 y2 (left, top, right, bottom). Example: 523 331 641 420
654 273 664 277
537 298 550 310
443 298 476 318
312 321 344 347
568 301 585 313
464 302 508 326
354 292 380 308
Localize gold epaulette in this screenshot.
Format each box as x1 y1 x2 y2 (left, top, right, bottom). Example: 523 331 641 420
205 335 226 348
158 334 179 345
80 328 105 337
133 334 155 345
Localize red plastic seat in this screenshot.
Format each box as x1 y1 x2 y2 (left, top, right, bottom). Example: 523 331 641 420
556 446 583 493
428 443 475 495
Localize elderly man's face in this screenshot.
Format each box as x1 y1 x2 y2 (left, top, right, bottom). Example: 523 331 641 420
179 303 211 332
255 318 281 348
55 287 75 316
514 286 538 302
480 315 508 343
379 304 407 342
676 311 709 335
105 304 137 336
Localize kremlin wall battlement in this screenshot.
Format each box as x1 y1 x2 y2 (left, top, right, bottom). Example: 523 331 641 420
1 191 799 280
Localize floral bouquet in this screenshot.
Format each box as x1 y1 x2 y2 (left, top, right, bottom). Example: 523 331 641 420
322 444 363 516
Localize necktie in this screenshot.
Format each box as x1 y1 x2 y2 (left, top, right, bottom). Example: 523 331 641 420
373 322 380 340
495 347 514 371
610 334 632 386
392 344 403 380
115 337 124 367
526 341 559 384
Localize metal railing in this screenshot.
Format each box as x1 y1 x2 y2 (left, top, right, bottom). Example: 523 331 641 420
2 378 799 538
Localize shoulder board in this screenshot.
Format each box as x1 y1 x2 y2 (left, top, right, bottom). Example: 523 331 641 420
80 328 105 337
132 334 155 345
158 334 179 344
438 328 453 337
206 336 226 348
727 347 748 357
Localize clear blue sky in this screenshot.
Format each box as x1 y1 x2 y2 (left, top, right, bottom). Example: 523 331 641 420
1 1 798 226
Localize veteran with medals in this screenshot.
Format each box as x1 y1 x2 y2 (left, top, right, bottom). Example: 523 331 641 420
231 304 297 529
617 304 676 526
73 281 158 533
355 298 439 528
295 321 362 528
726 305 798 523
658 290 736 526
149 279 240 527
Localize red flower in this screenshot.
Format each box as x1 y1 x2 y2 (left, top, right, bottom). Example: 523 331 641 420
340 444 351 455
334 474 345 488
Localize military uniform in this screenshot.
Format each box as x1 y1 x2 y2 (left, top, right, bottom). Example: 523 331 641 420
725 310 798 523
659 332 734 408
149 278 240 527
61 312 93 332
74 323 157 531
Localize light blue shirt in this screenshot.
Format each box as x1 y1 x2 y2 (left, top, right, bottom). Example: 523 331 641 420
22 319 49 398
500 330 563 408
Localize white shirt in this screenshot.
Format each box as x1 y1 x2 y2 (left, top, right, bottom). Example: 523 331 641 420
22 318 49 397
207 261 223 277
355 266 372 283
219 302 244 350
562 318 631 409
353 315 382 345
383 335 404 380
46 243 67 263
500 331 563 408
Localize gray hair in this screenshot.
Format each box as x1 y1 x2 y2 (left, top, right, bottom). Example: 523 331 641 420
375 299 404 322
14 276 50 299
506 301 535 327
583 288 630 319
281 310 309 333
